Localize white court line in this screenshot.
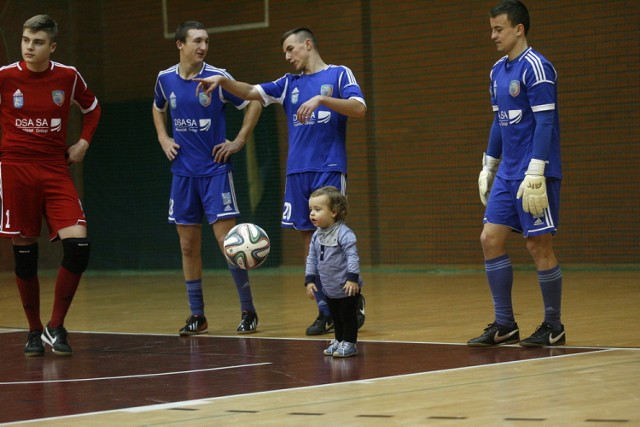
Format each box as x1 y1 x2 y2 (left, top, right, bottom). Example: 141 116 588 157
8 347 636 426
3 345 636 425
0 362 272 386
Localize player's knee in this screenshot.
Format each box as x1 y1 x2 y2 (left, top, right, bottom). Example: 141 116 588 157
62 238 91 274
480 229 494 252
13 243 39 279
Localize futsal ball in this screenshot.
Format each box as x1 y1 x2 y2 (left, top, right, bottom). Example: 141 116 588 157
223 223 271 270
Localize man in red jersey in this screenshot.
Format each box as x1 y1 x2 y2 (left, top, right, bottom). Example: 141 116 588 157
0 15 101 356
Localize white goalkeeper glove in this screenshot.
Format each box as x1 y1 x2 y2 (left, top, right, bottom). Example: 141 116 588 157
478 153 500 206
516 159 548 217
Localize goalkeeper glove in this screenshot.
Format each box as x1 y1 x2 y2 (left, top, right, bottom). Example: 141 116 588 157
516 159 548 217
478 153 500 206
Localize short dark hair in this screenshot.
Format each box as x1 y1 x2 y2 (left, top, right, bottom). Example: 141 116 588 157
175 21 206 43
490 0 530 36
23 15 58 42
310 186 348 222
280 27 318 49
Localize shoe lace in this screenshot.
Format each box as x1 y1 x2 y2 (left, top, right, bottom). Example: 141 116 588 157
531 323 552 337
483 323 499 333
28 331 41 344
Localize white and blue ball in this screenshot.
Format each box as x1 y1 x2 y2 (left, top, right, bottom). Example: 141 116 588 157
223 223 271 270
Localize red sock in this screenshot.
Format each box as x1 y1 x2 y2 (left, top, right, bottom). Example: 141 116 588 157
49 267 82 328
15 275 43 332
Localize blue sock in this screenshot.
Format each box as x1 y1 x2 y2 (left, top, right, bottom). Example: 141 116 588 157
229 265 255 312
485 254 515 328
538 265 563 329
186 279 204 316
315 277 331 317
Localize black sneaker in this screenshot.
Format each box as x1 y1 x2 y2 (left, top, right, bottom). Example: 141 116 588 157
467 322 520 347
24 330 44 357
305 314 334 336
42 324 72 356
520 323 566 347
179 315 208 336
357 293 366 329
237 311 258 334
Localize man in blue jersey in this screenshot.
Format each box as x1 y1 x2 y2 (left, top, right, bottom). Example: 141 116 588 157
468 0 565 347
152 21 263 335
195 27 367 335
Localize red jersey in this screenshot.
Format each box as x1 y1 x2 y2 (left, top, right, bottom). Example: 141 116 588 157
0 60 100 164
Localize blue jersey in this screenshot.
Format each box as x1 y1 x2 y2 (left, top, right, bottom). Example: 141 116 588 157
255 65 365 175
490 47 562 179
153 63 249 177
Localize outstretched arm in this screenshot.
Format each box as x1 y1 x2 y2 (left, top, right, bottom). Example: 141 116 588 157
194 75 262 101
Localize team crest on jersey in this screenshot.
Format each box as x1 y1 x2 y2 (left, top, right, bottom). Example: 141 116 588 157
509 80 520 97
13 89 24 108
320 84 333 97
291 87 299 104
52 90 65 106
199 91 211 107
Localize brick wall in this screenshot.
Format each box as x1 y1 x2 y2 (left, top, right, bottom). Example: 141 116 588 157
1 1 638 269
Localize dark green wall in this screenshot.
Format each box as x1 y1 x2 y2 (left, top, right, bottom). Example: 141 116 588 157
83 101 281 270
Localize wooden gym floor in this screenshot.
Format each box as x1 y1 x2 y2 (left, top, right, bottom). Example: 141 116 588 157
0 267 638 426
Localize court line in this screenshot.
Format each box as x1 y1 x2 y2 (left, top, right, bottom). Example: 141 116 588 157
0 362 272 386
10 348 635 426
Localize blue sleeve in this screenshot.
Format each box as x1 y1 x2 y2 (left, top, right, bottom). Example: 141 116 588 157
337 66 364 102
257 74 289 106
153 75 167 110
532 110 554 160
486 116 502 158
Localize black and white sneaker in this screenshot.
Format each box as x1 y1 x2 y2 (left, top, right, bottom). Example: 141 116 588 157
467 322 520 347
520 323 566 347
357 293 366 329
42 324 73 356
24 330 44 357
237 311 258 334
179 315 208 336
305 314 334 336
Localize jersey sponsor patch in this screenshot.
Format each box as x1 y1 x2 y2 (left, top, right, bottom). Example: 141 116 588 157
199 119 211 132
317 111 331 124
291 87 299 104
51 118 62 132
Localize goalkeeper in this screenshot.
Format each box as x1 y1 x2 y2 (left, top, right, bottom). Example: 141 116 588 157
468 0 565 348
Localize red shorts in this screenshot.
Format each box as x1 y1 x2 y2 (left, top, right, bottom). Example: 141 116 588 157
0 162 86 241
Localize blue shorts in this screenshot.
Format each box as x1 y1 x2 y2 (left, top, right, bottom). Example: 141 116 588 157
169 172 240 225
483 176 561 237
282 172 346 230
